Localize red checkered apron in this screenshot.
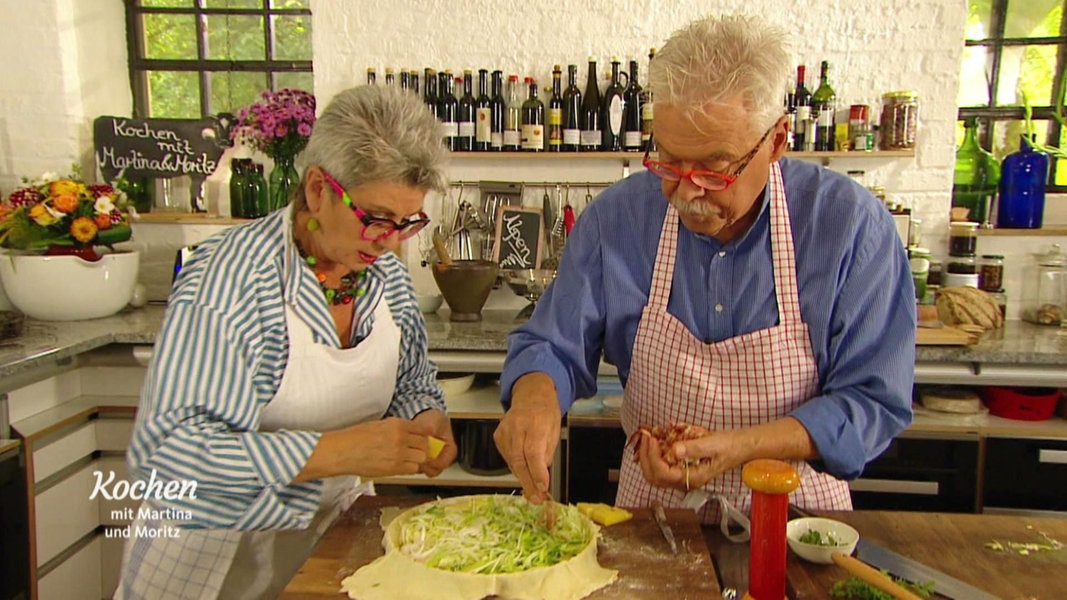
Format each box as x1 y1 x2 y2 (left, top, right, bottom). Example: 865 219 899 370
616 161 852 524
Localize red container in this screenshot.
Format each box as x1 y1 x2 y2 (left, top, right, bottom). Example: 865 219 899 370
984 387 1061 421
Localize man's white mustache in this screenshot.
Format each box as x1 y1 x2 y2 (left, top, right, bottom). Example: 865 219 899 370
669 195 724 217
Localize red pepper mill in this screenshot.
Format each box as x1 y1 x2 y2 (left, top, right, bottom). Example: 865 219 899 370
741 459 800 600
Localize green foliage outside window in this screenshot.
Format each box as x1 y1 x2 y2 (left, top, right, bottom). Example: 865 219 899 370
129 0 312 119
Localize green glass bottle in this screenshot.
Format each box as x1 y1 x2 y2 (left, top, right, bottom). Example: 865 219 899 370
810 60 836 151
952 118 1000 224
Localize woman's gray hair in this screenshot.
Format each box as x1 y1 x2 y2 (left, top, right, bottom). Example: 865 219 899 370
650 14 791 136
293 85 448 208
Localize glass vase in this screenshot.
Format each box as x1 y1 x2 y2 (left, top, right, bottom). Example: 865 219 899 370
269 154 299 212
951 117 999 224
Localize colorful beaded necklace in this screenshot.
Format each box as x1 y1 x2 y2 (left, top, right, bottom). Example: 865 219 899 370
294 240 367 305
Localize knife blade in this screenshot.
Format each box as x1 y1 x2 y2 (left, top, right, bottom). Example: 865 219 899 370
651 501 679 554
854 538 999 600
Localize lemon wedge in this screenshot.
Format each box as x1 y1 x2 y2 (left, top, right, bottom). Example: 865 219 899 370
427 436 446 459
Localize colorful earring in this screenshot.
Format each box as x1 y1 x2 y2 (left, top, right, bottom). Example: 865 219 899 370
307 216 319 232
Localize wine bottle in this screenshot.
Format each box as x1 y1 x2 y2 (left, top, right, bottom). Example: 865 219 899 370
521 77 545 152
621 59 643 151
811 60 836 151
504 74 522 151
366 67 377 85
601 57 626 151
580 57 602 151
547 65 564 152
791 65 810 152
400 69 410 92
438 71 458 151
562 64 582 151
474 68 492 151
409 69 419 95
641 48 655 151
384 68 395 86
457 70 476 151
423 68 438 117
490 70 505 151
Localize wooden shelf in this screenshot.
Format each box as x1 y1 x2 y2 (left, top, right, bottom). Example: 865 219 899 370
445 385 504 419
976 226 1067 236
374 463 519 488
447 150 915 160
134 212 249 225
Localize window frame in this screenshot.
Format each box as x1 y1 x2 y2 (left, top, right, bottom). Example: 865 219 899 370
958 0 1067 191
124 0 313 119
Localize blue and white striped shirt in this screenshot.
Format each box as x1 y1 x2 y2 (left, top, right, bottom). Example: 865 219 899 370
126 208 444 530
501 159 915 480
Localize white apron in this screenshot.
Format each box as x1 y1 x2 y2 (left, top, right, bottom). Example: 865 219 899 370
115 285 400 600
616 161 852 526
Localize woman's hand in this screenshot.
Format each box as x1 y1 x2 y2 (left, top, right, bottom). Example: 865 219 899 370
294 417 436 482
494 373 561 504
412 409 457 477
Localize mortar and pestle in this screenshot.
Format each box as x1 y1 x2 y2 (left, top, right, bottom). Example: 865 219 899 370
431 228 498 322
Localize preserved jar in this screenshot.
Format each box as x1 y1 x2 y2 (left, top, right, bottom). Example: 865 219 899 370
947 255 977 274
948 221 978 256
879 91 919 150
1021 244 1066 326
979 254 1004 292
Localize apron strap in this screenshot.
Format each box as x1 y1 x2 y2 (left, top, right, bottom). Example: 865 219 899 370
767 161 803 325
648 206 679 310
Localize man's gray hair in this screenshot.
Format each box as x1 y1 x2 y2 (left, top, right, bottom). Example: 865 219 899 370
294 85 448 208
650 14 791 136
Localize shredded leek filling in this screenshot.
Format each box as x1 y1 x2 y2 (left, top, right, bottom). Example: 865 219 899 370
396 496 592 574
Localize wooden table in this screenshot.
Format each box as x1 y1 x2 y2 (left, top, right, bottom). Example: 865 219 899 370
281 495 720 599
706 510 1067 599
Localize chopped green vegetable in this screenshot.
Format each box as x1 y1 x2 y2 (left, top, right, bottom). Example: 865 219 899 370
396 495 592 575
830 572 934 599
985 529 1064 556
799 528 840 546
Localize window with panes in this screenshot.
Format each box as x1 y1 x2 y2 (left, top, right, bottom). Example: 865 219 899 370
959 0 1067 190
125 0 312 119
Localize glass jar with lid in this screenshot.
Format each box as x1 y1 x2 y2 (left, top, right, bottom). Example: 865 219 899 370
1021 244 1066 326
948 221 978 256
879 91 920 150
979 254 1004 292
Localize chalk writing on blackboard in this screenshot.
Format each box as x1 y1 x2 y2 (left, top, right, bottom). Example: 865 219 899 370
492 205 543 270
93 115 233 212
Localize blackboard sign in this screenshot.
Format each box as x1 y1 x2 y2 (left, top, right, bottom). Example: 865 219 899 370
492 205 544 269
93 115 233 212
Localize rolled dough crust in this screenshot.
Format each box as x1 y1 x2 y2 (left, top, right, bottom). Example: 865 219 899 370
341 495 618 600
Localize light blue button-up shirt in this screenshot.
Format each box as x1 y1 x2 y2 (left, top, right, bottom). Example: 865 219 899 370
501 159 915 479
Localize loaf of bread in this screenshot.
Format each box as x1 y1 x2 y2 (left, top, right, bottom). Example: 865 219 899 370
935 286 1004 330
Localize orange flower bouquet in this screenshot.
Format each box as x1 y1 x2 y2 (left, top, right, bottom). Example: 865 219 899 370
0 169 133 257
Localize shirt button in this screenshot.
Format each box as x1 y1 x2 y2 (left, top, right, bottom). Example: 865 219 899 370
715 304 724 313
718 250 726 257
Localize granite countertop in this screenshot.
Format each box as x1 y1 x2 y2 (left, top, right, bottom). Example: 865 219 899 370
1 304 1065 381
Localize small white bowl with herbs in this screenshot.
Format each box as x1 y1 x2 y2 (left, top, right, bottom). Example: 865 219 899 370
786 517 860 564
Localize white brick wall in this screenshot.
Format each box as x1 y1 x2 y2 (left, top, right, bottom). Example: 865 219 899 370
1 0 1063 311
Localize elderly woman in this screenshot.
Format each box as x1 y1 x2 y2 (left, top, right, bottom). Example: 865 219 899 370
115 85 455 600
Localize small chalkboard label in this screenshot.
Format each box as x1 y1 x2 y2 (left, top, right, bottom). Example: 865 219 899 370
492 205 544 269
93 115 233 212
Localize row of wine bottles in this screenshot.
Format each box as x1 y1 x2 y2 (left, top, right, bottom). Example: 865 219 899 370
366 53 656 152
786 60 838 152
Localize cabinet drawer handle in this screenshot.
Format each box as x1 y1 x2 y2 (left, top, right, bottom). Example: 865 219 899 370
607 468 620 483
848 478 939 495
1038 449 1067 465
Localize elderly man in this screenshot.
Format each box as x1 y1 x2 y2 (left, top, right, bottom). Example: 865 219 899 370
495 14 915 524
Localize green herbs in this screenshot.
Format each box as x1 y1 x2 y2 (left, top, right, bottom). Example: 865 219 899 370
396 495 592 574
799 529 840 546
830 573 934 600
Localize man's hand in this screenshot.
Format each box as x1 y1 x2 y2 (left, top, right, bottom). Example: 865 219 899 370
494 373 561 504
636 429 736 492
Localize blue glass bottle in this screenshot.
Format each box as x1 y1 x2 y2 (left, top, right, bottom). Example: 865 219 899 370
997 135 1048 229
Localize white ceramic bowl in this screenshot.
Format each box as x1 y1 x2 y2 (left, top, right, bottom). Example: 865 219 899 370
416 293 443 314
0 251 140 321
437 372 475 397
786 517 860 564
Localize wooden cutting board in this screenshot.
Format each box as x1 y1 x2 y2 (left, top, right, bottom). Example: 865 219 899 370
281 495 720 599
704 510 1067 599
916 325 978 345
